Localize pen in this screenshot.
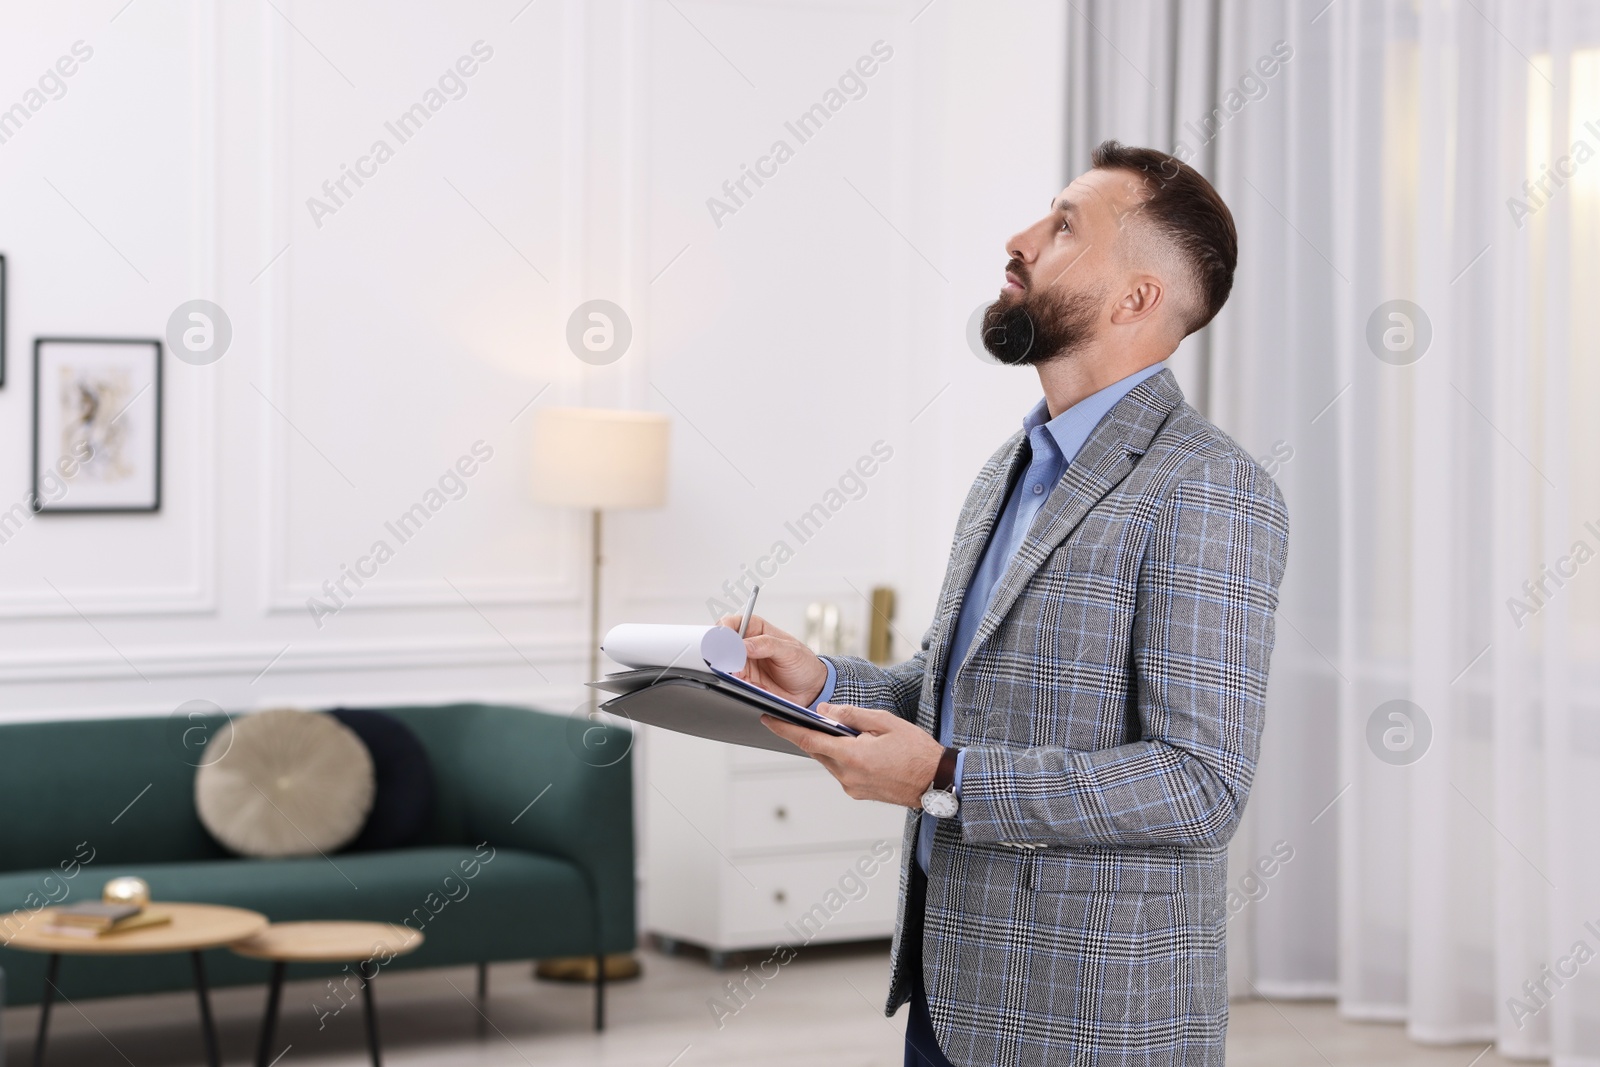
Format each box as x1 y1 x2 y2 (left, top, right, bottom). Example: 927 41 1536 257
738 584 761 638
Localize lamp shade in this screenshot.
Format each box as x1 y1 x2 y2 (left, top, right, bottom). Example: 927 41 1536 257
530 407 670 509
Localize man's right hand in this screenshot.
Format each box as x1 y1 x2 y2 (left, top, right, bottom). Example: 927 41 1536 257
717 614 828 707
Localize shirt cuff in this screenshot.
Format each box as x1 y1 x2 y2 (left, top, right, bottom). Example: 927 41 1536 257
953 748 967 796
809 659 838 710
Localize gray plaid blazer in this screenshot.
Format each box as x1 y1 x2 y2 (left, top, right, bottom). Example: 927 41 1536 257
825 370 1289 1067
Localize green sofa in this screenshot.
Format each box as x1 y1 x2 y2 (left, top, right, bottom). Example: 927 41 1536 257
0 703 634 1027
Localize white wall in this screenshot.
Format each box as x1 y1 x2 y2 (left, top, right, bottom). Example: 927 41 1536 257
0 0 1067 725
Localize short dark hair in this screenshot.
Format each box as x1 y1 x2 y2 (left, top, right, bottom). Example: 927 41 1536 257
1089 140 1237 335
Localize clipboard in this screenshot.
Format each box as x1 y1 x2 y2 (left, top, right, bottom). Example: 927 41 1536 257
587 667 857 756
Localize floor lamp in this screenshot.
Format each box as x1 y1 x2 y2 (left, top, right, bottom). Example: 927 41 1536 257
530 407 671 682
528 406 669 985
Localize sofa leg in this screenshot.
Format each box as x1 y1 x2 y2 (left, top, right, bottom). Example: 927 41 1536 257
475 962 488 1038
593 952 606 1032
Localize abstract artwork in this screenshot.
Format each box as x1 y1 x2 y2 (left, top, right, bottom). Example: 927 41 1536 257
32 338 162 513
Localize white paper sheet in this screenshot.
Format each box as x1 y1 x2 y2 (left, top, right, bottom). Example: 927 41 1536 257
600 623 748 674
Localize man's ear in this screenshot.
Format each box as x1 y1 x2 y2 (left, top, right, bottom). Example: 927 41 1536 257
1109 276 1164 326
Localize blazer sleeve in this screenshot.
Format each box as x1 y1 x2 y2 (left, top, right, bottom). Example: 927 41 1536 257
820 624 934 722
955 453 1290 850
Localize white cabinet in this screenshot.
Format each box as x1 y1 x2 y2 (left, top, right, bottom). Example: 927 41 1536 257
643 728 907 957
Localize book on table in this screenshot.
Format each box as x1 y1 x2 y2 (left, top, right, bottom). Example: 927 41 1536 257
587 623 857 756
42 901 173 938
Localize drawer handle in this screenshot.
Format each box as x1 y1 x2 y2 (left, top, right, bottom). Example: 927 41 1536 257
773 806 788 821
773 889 787 904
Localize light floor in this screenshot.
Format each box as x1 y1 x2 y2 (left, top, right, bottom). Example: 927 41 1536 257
2 943 1521 1066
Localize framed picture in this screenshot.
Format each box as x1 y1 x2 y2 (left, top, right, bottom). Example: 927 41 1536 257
32 338 163 514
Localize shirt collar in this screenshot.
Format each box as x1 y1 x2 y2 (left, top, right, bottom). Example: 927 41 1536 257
1021 362 1167 467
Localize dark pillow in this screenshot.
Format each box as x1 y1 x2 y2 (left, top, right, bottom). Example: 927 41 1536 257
328 708 435 851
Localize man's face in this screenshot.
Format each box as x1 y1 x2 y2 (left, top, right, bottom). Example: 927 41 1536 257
981 166 1150 365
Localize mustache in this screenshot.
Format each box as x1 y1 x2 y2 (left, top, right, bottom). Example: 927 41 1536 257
1005 258 1029 287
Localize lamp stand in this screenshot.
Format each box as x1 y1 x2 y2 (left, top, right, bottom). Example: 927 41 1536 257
589 508 603 687
537 506 642 988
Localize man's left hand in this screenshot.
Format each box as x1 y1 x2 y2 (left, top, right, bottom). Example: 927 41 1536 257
761 704 945 808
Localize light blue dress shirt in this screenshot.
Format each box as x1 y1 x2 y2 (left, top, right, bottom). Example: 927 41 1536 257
813 362 1166 872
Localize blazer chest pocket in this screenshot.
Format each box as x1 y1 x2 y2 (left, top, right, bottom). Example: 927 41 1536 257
1029 852 1181 896
1048 536 1110 575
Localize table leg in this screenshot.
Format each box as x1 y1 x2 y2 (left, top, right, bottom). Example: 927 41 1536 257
593 952 605 1032
255 961 286 1067
192 950 221 1067
362 976 383 1067
33 952 60 1067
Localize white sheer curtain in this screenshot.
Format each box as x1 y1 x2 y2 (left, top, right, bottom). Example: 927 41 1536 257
1066 2 1600 1062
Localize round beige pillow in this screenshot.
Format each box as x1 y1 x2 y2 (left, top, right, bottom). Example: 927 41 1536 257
195 708 376 858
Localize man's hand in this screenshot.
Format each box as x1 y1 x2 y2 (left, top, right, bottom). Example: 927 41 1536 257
761 704 944 808
717 613 828 707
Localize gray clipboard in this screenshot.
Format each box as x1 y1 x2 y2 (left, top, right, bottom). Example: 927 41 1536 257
587 667 855 756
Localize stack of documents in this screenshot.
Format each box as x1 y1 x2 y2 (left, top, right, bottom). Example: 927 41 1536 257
588 624 857 756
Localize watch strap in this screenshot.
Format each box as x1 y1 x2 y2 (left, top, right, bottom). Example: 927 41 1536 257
932 746 959 792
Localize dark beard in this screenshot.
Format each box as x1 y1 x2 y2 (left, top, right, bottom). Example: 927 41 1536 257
981 282 1102 366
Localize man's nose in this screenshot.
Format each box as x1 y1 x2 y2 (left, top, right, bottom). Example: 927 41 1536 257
1006 225 1041 263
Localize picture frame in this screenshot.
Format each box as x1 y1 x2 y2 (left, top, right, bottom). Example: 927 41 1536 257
0 253 7 387
32 337 163 514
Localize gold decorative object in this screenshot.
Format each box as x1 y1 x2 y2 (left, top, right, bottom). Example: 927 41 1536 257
867 585 896 663
535 953 642 983
102 876 151 908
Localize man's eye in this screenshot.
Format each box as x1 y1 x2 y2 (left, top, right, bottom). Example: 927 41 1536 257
1059 218 1071 233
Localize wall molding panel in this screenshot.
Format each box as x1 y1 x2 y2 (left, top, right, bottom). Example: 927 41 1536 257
0 0 1071 728
0 1 220 620
0 633 583 686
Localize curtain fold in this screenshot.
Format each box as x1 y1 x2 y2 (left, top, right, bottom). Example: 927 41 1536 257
1064 1 1600 1062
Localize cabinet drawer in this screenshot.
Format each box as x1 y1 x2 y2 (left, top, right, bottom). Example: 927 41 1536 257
730 744 809 772
721 846 901 947
728 774 907 854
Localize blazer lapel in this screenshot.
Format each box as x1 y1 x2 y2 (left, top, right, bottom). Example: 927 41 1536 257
918 434 1029 731
952 370 1185 683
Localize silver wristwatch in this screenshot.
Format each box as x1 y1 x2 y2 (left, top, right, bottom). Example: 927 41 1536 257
919 746 960 818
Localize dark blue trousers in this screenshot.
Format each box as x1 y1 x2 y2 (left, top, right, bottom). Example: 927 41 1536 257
903 868 957 1067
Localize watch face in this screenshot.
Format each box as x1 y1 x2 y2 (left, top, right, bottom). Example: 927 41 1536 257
921 789 959 819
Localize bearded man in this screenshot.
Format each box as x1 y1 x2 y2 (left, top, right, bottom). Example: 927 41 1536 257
727 141 1290 1066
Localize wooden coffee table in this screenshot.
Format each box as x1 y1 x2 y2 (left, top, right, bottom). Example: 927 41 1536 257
232 921 423 1067
4 901 268 1067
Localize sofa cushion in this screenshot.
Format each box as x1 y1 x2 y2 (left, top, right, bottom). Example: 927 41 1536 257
195 709 375 857
0 846 600 1005
329 708 435 851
